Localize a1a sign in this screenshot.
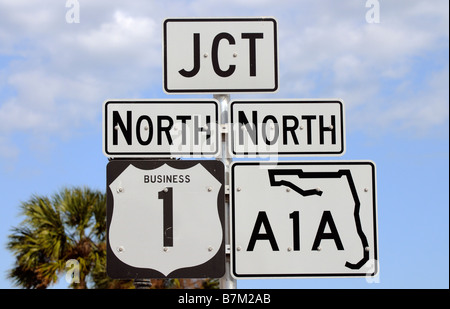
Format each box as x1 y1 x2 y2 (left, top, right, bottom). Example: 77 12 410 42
231 161 378 278
107 160 225 278
163 17 278 93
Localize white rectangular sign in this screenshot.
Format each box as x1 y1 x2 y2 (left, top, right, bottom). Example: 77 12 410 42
231 161 378 278
163 17 278 93
230 100 345 157
103 100 219 158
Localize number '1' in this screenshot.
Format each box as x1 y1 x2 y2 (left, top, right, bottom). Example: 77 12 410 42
290 211 300 251
158 187 173 247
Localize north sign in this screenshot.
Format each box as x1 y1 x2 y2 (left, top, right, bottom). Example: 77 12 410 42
103 100 219 158
163 17 278 93
230 100 345 157
107 160 225 279
231 161 378 278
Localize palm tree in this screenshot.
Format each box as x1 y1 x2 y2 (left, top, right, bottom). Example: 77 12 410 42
7 187 125 288
7 186 219 289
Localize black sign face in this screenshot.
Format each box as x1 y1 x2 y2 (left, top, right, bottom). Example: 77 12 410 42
106 159 225 279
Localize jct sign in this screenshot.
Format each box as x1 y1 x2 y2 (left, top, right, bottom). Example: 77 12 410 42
163 18 278 93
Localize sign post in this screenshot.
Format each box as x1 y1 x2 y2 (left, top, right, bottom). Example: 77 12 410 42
162 16 280 287
214 94 237 289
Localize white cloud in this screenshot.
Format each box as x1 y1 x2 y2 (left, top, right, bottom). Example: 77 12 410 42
276 0 448 137
0 6 161 137
75 10 158 60
0 0 448 159
385 67 448 133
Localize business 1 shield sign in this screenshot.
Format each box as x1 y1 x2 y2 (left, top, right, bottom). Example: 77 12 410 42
107 159 225 279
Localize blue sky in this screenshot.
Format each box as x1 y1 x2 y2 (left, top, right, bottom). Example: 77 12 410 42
0 0 448 289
